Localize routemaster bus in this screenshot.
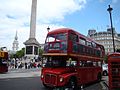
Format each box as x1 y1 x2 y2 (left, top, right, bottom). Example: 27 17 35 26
41 28 105 89
0 47 8 73
108 53 120 90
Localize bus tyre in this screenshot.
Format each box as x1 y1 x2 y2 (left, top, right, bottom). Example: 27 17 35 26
68 78 78 90
43 83 49 88
97 73 102 82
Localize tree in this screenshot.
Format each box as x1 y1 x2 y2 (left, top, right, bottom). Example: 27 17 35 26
116 49 120 52
9 53 15 59
103 55 108 63
39 48 43 56
16 48 25 58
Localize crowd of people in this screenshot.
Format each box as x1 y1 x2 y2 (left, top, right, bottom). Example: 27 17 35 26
8 58 42 69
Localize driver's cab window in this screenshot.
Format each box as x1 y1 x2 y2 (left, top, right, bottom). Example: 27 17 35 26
66 58 77 67
44 57 52 67
43 57 66 67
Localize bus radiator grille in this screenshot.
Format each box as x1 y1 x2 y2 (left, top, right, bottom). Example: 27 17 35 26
45 74 57 86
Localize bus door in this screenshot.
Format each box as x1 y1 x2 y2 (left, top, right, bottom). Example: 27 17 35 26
108 53 120 90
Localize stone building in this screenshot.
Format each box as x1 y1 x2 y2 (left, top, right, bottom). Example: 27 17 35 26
88 28 120 53
12 31 19 53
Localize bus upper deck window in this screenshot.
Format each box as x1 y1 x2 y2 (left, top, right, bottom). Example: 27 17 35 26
86 41 92 47
92 42 96 48
69 33 78 42
56 33 67 41
46 35 56 42
79 38 86 45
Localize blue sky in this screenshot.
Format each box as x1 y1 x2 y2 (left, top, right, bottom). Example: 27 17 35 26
61 0 120 34
0 0 120 50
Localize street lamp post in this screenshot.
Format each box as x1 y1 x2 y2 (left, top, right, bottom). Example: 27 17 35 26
47 26 50 33
47 26 50 42
107 5 115 52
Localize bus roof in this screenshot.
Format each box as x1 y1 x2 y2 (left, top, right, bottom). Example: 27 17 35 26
48 28 70 34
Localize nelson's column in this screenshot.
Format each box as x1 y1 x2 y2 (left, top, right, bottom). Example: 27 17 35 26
24 0 40 60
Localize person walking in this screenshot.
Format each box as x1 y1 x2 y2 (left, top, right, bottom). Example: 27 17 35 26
25 62 27 69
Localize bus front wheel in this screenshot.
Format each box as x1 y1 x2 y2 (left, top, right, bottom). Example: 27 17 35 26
68 78 78 90
43 83 50 88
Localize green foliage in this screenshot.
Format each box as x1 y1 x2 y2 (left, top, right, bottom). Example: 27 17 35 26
9 53 14 59
116 49 120 52
39 48 43 56
16 48 25 58
103 55 108 63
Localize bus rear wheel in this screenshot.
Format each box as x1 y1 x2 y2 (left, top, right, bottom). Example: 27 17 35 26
97 73 102 82
103 71 108 76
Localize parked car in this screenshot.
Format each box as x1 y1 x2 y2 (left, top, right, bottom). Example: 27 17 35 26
102 64 108 76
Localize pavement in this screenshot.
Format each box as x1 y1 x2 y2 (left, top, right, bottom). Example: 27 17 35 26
0 68 41 79
100 76 109 90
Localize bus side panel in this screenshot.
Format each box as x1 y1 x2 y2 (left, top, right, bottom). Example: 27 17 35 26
0 65 8 73
77 67 101 85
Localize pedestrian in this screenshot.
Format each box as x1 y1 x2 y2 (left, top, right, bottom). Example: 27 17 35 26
25 62 27 69
30 62 33 68
15 63 17 69
33 62 36 68
37 63 41 68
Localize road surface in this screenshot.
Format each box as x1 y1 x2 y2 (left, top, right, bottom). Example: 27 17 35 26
0 68 108 90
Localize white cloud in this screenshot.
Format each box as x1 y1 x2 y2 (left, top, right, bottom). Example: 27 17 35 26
37 0 86 23
0 0 86 50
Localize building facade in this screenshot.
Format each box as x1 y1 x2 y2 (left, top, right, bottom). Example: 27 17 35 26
88 28 120 53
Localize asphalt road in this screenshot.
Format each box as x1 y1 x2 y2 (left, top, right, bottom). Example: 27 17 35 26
0 68 108 90
0 77 101 90
0 77 46 90
0 76 107 90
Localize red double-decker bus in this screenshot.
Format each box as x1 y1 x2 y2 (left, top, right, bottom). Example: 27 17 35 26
0 47 8 73
41 28 105 89
108 53 120 90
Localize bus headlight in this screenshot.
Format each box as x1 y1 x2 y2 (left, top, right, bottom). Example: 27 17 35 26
59 77 64 82
41 74 44 78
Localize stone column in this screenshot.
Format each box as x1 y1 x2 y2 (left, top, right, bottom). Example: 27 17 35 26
30 0 37 39
24 0 40 60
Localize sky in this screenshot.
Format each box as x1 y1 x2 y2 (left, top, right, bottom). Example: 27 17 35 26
0 0 120 50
